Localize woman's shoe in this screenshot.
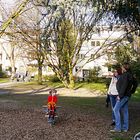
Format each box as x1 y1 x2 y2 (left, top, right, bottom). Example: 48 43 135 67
122 130 128 132
110 129 121 132
111 122 115 126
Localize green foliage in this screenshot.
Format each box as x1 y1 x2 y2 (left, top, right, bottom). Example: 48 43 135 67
105 0 140 30
41 0 106 88
121 1 140 28
75 82 106 93
114 44 136 64
113 43 140 81
131 61 140 81
87 67 101 82
44 75 60 82
0 78 9 83
0 71 8 78
56 19 77 83
5 66 12 72
131 86 140 101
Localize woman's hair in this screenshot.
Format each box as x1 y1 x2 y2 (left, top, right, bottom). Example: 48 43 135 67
113 68 122 76
116 68 122 75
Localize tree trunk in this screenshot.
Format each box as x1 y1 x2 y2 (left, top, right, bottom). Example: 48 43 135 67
68 69 75 89
10 48 16 80
54 68 75 89
38 62 42 85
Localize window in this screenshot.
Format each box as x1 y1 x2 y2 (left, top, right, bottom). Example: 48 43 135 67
91 41 100 46
91 41 95 46
96 41 100 46
79 54 85 59
83 70 90 77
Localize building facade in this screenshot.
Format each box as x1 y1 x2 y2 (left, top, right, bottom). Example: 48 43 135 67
0 25 125 79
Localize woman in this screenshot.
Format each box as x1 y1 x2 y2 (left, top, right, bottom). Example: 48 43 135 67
108 68 122 126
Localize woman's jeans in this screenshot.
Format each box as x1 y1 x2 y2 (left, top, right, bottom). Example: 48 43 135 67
109 95 118 122
113 96 129 131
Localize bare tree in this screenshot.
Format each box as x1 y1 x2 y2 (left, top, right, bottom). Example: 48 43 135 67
12 4 46 84
0 0 46 83
0 2 25 78
35 0 109 88
0 0 30 38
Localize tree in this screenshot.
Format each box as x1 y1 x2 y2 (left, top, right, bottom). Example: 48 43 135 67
110 0 140 81
0 0 50 84
46 19 77 88
13 6 45 84
96 0 140 34
111 0 140 30
0 0 30 38
131 61 140 81
112 38 140 81
38 0 107 88
0 2 24 78
114 44 136 64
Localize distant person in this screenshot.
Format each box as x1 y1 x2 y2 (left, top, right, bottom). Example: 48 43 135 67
25 71 28 77
110 62 133 132
107 68 122 126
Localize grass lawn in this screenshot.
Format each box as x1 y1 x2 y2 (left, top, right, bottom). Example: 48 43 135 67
43 81 107 94
0 78 10 83
75 82 106 93
131 87 140 101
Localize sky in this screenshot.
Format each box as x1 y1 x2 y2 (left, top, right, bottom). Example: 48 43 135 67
0 0 18 23
0 0 16 12
1 0 15 5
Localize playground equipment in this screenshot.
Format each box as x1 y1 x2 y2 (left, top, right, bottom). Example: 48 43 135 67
43 103 60 126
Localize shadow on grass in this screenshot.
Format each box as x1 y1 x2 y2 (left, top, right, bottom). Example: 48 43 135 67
0 83 64 95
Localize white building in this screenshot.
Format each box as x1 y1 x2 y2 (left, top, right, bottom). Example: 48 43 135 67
0 36 28 76
73 26 124 80
0 25 125 79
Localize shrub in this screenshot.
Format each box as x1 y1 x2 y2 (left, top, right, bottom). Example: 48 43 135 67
44 75 60 82
0 71 8 78
87 67 101 82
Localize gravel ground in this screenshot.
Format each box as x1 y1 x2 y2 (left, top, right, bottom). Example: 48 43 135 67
0 83 139 140
0 102 112 140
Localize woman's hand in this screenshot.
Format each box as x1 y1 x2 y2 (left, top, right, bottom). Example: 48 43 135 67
117 96 120 100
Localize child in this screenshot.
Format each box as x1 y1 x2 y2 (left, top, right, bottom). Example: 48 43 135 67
45 89 58 117
47 89 57 105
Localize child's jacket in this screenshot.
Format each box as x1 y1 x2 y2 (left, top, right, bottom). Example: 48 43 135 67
48 95 57 103
47 95 58 110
